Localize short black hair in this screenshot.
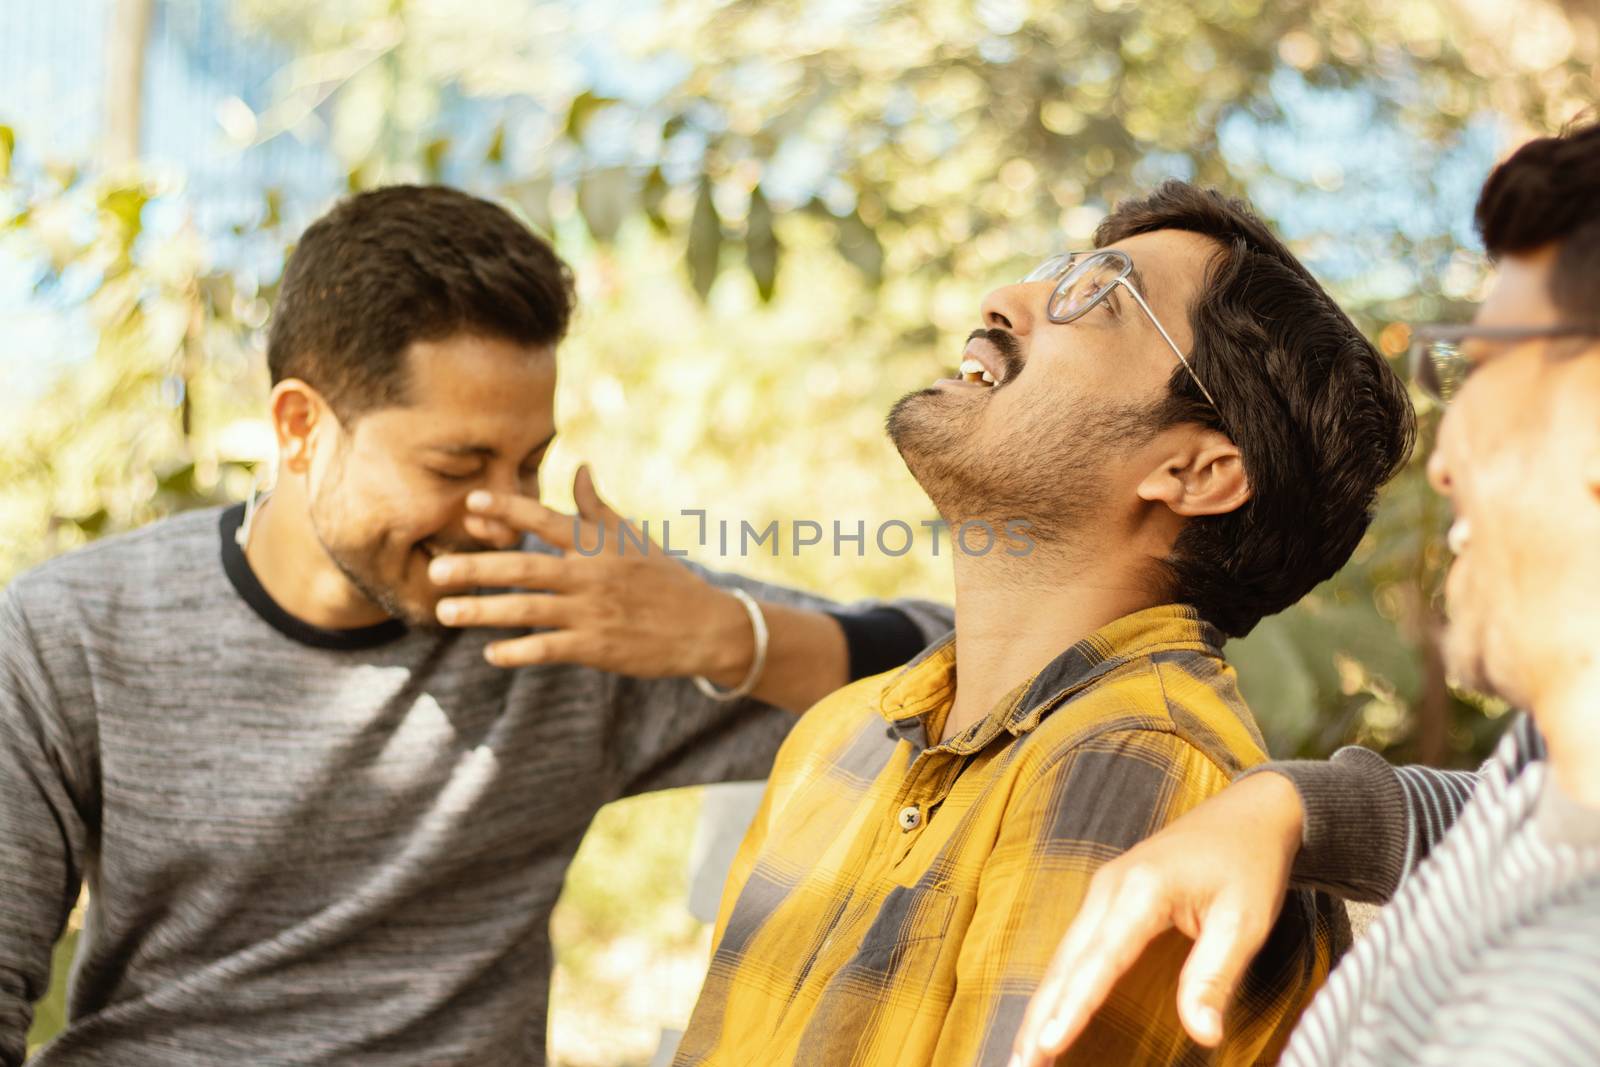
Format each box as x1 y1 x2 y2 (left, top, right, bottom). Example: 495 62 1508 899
1474 119 1600 327
267 185 575 419
1095 181 1416 638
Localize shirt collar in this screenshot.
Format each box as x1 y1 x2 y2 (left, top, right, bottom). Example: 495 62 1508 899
874 604 1225 754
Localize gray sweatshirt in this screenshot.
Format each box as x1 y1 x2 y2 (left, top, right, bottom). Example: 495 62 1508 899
0 505 951 1066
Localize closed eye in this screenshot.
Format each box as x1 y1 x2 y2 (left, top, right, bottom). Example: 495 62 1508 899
519 450 549 481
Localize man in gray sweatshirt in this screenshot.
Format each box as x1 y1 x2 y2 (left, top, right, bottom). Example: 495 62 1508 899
0 185 951 1066
1012 123 1600 1066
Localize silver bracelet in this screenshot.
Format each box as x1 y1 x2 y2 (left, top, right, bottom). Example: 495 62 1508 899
693 588 769 702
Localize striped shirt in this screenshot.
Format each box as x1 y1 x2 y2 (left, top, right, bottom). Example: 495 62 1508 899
1265 716 1600 1065
677 605 1344 1066
0 505 950 1067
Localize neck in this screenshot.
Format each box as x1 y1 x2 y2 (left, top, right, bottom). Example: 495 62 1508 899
940 533 1160 743
1532 652 1600 808
243 487 392 631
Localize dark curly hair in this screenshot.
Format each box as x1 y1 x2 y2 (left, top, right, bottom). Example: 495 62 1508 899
1095 181 1416 637
1474 118 1600 326
268 185 575 420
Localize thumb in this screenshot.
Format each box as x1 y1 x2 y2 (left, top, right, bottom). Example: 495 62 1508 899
1176 899 1264 1048
573 464 619 527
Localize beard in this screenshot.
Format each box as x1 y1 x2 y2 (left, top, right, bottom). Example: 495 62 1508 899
304 440 468 630
887 379 1163 545
308 487 437 629
317 529 428 627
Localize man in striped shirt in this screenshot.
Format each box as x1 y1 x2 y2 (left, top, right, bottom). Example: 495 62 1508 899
1014 123 1600 1066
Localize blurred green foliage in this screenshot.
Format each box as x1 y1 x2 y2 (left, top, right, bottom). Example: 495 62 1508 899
23 925 78 1055
5 0 1596 1061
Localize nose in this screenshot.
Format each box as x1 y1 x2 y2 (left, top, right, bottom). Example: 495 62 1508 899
484 464 523 500
981 281 1049 337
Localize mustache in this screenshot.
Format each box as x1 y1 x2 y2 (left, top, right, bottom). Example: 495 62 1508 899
966 327 1024 380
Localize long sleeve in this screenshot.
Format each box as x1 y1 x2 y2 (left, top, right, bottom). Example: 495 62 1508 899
0 592 92 1067
1243 713 1540 903
608 564 950 798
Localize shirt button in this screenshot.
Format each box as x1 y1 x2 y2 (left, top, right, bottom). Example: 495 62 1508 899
898 805 921 832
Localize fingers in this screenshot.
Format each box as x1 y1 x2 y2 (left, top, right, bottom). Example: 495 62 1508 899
435 592 571 630
1014 868 1174 1064
573 464 621 528
482 629 593 669
428 551 572 592
1011 887 1112 1067
1176 898 1266 1047
462 513 520 550
465 490 578 551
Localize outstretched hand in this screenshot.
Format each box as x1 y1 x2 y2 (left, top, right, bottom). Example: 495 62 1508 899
1010 771 1306 1066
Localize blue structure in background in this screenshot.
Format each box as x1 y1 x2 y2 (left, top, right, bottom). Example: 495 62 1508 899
1 0 341 230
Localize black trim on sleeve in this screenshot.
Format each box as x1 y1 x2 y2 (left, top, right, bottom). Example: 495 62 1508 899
219 504 409 651
827 607 929 682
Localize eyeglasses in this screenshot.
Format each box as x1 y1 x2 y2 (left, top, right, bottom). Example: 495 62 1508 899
1023 250 1224 416
1408 323 1600 406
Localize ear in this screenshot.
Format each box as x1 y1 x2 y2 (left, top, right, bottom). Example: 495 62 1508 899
1136 431 1252 518
267 379 338 476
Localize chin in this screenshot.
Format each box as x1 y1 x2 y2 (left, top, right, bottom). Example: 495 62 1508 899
888 390 971 476
1441 615 1516 705
385 583 447 629
341 562 438 629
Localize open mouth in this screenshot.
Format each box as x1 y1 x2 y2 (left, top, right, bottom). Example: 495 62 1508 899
958 359 998 386
940 334 1008 389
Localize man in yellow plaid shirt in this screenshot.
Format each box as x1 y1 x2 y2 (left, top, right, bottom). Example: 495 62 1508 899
675 182 1416 1066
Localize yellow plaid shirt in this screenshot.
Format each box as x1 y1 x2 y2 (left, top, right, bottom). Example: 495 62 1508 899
676 604 1343 1066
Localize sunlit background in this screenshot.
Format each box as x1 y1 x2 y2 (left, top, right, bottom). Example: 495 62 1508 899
2 0 1597 1062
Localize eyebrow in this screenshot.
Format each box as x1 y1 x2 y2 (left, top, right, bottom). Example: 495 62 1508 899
1123 263 1154 309
426 431 557 462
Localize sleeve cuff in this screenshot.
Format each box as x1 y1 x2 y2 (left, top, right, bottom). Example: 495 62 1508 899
826 607 927 682
1237 747 1410 904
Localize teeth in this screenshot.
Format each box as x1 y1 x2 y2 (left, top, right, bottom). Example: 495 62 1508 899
957 359 996 385
1446 519 1471 556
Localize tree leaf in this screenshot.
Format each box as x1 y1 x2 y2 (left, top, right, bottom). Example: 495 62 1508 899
578 167 632 243
565 90 620 141
0 125 13 181
746 185 780 302
835 211 883 286
642 166 670 234
687 179 722 301
422 137 450 182
1228 615 1320 755
506 177 554 235
485 122 505 165
99 186 149 242
262 187 283 230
